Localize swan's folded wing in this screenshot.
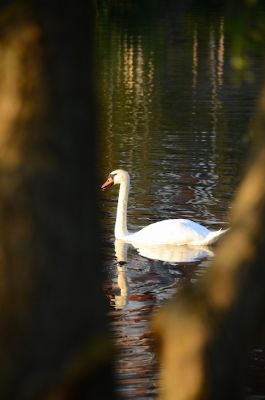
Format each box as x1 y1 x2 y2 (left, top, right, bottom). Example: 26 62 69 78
128 219 209 245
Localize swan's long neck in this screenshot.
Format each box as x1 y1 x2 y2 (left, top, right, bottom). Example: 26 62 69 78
115 176 130 239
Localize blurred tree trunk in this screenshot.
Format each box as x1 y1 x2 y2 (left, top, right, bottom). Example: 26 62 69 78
0 2 114 399
153 85 265 398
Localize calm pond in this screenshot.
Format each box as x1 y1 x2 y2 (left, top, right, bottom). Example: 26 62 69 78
96 4 264 399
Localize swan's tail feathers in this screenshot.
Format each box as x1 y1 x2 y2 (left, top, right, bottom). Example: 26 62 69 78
203 228 229 245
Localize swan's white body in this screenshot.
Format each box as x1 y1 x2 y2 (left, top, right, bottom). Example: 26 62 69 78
102 169 227 246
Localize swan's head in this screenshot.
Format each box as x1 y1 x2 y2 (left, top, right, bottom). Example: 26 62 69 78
101 169 130 190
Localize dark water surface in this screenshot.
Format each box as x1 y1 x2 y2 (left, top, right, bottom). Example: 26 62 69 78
96 5 264 399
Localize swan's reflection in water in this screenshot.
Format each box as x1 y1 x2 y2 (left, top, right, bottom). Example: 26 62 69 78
109 240 213 398
133 243 214 263
115 239 213 264
114 264 128 309
113 239 213 308
114 240 129 309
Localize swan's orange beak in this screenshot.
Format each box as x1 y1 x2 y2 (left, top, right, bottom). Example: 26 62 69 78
101 176 114 191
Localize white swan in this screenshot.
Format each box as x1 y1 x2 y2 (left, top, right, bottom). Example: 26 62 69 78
101 169 227 246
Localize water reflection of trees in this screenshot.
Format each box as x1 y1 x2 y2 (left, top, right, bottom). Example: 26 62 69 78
99 31 155 174
97 10 254 227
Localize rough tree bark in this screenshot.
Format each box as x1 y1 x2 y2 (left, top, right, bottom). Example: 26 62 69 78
153 79 265 400
0 2 114 399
